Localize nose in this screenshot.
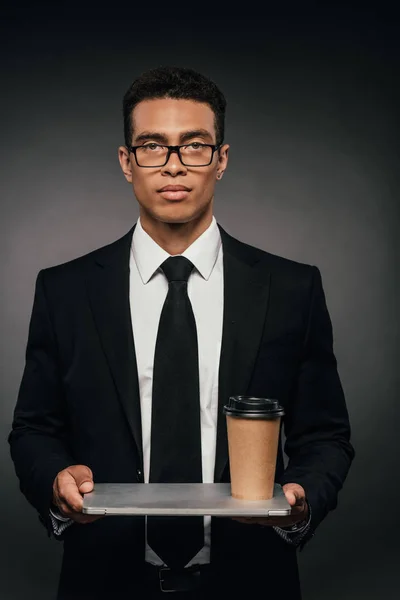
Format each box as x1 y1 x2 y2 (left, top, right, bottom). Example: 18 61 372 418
161 148 187 176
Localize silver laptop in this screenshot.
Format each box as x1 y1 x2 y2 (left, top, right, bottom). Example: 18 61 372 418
82 482 291 516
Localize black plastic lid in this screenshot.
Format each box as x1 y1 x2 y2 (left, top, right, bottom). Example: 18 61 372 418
223 396 284 419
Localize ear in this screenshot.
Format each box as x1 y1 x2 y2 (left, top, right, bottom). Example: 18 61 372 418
118 146 133 183
216 143 229 179
218 143 229 169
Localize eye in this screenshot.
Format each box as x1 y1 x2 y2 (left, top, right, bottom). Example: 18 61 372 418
186 142 205 150
142 143 161 151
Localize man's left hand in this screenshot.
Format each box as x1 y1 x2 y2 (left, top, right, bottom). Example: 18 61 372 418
231 483 309 528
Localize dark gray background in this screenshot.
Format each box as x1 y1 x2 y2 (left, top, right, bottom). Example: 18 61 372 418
1 6 399 600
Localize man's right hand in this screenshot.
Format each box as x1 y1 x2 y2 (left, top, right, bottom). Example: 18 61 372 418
52 464 104 524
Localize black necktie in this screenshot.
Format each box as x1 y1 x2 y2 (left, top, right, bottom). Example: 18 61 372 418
147 256 204 569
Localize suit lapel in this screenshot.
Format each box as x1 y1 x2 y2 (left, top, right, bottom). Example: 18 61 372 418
214 225 271 483
86 225 144 467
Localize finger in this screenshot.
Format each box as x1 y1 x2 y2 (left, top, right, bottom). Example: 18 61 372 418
289 503 305 515
53 495 104 523
79 481 93 494
58 509 104 524
232 510 308 527
284 490 298 506
70 513 104 525
231 517 272 526
68 465 94 494
284 486 305 506
54 476 77 515
232 517 256 524
58 478 85 512
55 500 74 518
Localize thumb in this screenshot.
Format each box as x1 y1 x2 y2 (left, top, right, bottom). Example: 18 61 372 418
285 490 298 506
79 480 94 494
283 484 305 506
69 465 94 494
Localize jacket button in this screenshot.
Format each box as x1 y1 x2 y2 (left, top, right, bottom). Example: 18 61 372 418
136 469 142 481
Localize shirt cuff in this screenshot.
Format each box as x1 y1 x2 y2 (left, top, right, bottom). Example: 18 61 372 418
49 506 74 536
273 501 312 546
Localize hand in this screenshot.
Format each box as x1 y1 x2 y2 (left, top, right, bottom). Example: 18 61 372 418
231 483 309 528
52 464 104 525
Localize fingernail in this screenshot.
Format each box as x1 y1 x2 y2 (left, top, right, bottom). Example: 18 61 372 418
80 482 93 493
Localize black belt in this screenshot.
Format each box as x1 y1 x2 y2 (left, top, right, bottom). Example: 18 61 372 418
144 562 213 593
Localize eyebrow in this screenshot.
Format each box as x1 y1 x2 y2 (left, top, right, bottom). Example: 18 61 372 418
133 129 214 144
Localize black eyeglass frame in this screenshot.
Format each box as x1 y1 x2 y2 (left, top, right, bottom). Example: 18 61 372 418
128 142 223 167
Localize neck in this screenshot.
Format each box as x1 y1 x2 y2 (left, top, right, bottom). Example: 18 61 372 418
139 207 214 255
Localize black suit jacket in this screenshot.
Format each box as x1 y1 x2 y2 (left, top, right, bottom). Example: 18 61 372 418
9 223 354 599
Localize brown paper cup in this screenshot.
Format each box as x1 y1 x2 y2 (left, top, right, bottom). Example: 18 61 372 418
226 415 281 500
223 396 284 501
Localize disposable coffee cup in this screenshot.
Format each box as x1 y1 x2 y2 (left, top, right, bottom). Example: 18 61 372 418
223 396 284 500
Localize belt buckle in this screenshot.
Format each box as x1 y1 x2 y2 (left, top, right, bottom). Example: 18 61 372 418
159 566 201 593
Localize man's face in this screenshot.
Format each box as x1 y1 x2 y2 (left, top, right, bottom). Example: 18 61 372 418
118 98 229 225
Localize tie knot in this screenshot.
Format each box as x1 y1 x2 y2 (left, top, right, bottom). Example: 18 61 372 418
160 256 195 283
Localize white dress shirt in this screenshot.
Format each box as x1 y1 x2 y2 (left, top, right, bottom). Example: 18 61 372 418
131 215 223 565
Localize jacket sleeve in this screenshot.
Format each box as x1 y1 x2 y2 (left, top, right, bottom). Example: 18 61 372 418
278 266 355 549
8 269 76 537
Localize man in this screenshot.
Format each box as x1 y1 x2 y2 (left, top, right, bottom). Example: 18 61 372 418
8 66 354 599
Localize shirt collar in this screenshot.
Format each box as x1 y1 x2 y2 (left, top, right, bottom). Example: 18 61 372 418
131 215 221 284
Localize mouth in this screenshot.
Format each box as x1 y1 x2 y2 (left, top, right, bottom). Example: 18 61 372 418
157 185 192 201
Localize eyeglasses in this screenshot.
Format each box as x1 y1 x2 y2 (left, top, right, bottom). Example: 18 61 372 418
129 142 222 167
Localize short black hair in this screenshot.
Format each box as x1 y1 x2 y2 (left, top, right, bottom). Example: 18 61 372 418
123 66 226 147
